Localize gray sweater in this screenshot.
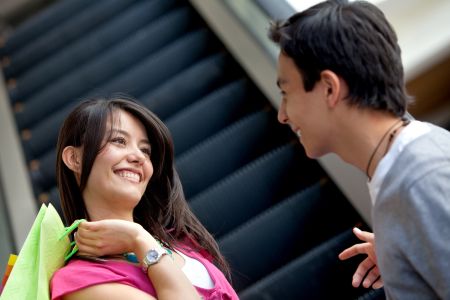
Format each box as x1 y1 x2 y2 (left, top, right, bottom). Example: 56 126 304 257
373 123 450 300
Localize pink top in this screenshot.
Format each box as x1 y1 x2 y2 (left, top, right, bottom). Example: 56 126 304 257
50 246 238 300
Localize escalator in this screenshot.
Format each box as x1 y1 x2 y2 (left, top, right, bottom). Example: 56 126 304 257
0 0 385 298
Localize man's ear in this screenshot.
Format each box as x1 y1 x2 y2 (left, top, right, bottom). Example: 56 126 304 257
62 146 82 174
320 70 342 108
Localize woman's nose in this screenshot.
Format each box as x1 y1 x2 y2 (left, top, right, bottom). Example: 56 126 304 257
127 146 145 164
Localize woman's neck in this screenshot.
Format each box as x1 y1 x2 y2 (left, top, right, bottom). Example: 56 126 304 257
84 199 135 221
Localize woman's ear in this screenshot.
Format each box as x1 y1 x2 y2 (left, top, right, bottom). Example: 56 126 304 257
62 146 82 174
320 70 343 108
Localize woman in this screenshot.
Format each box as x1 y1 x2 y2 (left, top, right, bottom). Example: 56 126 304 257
50 97 238 300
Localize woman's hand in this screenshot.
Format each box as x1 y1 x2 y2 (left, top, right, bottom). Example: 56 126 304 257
338 227 383 289
74 220 200 299
75 219 158 258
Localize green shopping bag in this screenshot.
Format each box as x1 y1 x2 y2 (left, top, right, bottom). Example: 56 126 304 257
0 204 70 300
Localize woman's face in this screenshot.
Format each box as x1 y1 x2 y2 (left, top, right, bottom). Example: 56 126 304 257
82 109 154 216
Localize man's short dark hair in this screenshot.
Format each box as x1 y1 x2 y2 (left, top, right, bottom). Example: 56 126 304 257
269 0 412 116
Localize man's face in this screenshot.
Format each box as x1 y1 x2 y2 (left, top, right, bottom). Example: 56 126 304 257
276 51 330 158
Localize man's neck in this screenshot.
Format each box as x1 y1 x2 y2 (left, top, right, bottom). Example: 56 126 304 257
331 108 401 176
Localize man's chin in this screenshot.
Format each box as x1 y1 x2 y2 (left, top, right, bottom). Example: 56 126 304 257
302 144 322 160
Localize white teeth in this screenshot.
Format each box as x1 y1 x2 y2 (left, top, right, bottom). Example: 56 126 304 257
296 130 302 138
116 171 140 182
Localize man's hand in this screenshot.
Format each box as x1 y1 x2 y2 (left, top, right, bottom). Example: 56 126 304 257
338 227 383 289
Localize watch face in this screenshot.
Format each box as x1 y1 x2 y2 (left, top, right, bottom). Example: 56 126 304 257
147 249 160 263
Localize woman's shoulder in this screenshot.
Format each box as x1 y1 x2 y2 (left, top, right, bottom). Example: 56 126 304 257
51 258 156 300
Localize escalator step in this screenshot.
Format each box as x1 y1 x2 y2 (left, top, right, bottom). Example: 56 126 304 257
21 29 217 160
188 142 322 237
239 230 375 299
167 79 260 156
177 110 289 199
0 0 95 58
218 180 359 291
4 0 138 77
15 6 196 129
9 0 179 103
142 52 241 120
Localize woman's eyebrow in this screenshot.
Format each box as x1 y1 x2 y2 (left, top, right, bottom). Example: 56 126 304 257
110 128 129 137
109 129 150 145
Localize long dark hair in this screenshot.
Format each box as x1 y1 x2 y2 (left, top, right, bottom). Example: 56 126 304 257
56 96 230 276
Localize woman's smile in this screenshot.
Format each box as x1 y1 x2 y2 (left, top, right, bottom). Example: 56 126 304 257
114 169 142 183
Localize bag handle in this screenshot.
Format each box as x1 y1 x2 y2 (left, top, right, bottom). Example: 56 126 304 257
59 219 86 262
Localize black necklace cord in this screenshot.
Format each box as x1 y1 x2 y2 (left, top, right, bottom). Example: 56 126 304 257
366 118 410 180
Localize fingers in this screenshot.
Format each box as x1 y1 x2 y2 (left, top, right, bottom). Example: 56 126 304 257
339 245 358 260
74 220 156 258
362 266 381 288
78 220 100 232
76 225 101 244
351 258 383 289
352 257 375 287
74 223 108 256
75 220 142 256
372 277 384 289
75 230 100 247
339 228 381 290
339 242 372 260
75 234 109 257
339 228 375 260
353 227 374 243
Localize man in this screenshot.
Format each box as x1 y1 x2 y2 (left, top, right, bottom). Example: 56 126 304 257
268 0 450 299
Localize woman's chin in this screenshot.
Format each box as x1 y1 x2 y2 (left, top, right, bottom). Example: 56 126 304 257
111 194 142 209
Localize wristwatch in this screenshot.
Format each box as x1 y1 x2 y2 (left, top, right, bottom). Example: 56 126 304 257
142 248 167 273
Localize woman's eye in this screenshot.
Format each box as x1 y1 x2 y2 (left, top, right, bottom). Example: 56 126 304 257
111 137 126 145
141 148 151 157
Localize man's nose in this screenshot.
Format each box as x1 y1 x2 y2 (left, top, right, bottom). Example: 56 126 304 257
277 102 288 124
